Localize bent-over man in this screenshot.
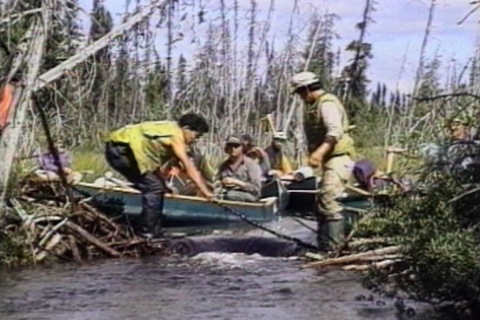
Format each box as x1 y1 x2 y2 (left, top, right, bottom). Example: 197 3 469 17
105 113 214 238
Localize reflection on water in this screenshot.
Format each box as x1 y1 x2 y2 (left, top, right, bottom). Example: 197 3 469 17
0 252 438 320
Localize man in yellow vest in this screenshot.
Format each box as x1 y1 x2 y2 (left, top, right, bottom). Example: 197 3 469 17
290 71 355 251
105 113 215 238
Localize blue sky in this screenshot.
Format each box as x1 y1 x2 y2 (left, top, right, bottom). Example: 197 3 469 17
78 0 479 93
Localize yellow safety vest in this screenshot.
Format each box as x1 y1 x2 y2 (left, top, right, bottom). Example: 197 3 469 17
107 121 184 174
303 92 355 157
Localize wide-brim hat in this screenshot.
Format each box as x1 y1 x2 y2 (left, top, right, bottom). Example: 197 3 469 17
290 71 320 93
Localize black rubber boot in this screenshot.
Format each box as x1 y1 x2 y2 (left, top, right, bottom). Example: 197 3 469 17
317 218 345 251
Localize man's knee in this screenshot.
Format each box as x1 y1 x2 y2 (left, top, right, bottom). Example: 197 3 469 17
318 169 346 216
138 172 166 192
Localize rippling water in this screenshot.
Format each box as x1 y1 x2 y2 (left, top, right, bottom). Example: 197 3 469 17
0 254 440 320
0 218 439 320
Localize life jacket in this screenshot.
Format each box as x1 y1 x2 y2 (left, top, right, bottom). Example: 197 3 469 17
107 121 183 174
303 92 355 158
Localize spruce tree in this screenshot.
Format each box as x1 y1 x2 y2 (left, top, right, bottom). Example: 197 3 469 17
88 0 113 119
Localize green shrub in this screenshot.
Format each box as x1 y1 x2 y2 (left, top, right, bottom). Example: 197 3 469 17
359 167 480 317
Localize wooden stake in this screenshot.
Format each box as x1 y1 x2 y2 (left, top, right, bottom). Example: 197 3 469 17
301 245 401 269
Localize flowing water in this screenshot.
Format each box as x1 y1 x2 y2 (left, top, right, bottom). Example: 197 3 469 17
0 218 440 320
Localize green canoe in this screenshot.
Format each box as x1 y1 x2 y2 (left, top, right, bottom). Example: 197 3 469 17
74 182 280 228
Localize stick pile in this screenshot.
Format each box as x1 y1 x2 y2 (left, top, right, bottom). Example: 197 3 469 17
1 181 165 264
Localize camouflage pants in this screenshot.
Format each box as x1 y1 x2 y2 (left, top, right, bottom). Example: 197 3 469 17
317 155 354 221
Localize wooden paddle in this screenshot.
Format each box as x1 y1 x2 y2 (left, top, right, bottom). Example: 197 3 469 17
385 146 408 174
264 113 277 134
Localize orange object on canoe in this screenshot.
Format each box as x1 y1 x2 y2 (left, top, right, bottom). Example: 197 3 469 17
0 83 15 131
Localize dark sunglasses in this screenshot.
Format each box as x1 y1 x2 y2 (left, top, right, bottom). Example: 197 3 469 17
226 143 242 148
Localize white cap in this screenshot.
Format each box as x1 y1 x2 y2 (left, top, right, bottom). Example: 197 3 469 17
293 166 314 179
273 131 288 140
290 71 320 92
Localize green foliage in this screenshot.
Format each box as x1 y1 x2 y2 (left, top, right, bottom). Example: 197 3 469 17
349 102 387 149
144 57 169 119
359 166 480 317
304 13 338 91
72 148 111 180
0 230 32 267
88 0 114 118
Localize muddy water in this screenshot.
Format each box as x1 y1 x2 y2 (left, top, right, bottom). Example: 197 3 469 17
0 218 439 320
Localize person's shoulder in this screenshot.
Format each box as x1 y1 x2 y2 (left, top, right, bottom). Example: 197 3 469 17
243 156 262 169
141 121 183 139
217 159 229 171
317 92 340 103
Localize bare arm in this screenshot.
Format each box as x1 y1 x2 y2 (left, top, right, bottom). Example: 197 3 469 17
171 138 213 198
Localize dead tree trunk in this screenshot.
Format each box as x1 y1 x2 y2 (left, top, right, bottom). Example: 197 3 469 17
0 9 50 204
0 0 170 206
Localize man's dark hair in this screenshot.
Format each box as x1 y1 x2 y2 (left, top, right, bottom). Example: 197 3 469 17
241 134 255 146
178 113 209 133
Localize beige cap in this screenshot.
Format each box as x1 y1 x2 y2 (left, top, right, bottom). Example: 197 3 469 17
226 135 242 144
273 131 288 140
290 71 320 92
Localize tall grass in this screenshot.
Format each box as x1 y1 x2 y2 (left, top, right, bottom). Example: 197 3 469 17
71 147 111 181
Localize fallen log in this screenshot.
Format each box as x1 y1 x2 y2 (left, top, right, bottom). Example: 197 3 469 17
342 259 399 271
301 246 402 269
64 221 120 257
348 237 390 247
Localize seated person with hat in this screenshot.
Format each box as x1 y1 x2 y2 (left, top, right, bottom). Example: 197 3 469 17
240 134 271 179
215 135 263 202
264 131 293 178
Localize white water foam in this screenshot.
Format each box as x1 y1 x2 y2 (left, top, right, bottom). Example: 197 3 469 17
189 252 275 269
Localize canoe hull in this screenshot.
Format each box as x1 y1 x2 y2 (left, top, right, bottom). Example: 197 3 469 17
75 183 279 227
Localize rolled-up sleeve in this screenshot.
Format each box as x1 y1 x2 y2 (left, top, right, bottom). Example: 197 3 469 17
320 101 343 140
